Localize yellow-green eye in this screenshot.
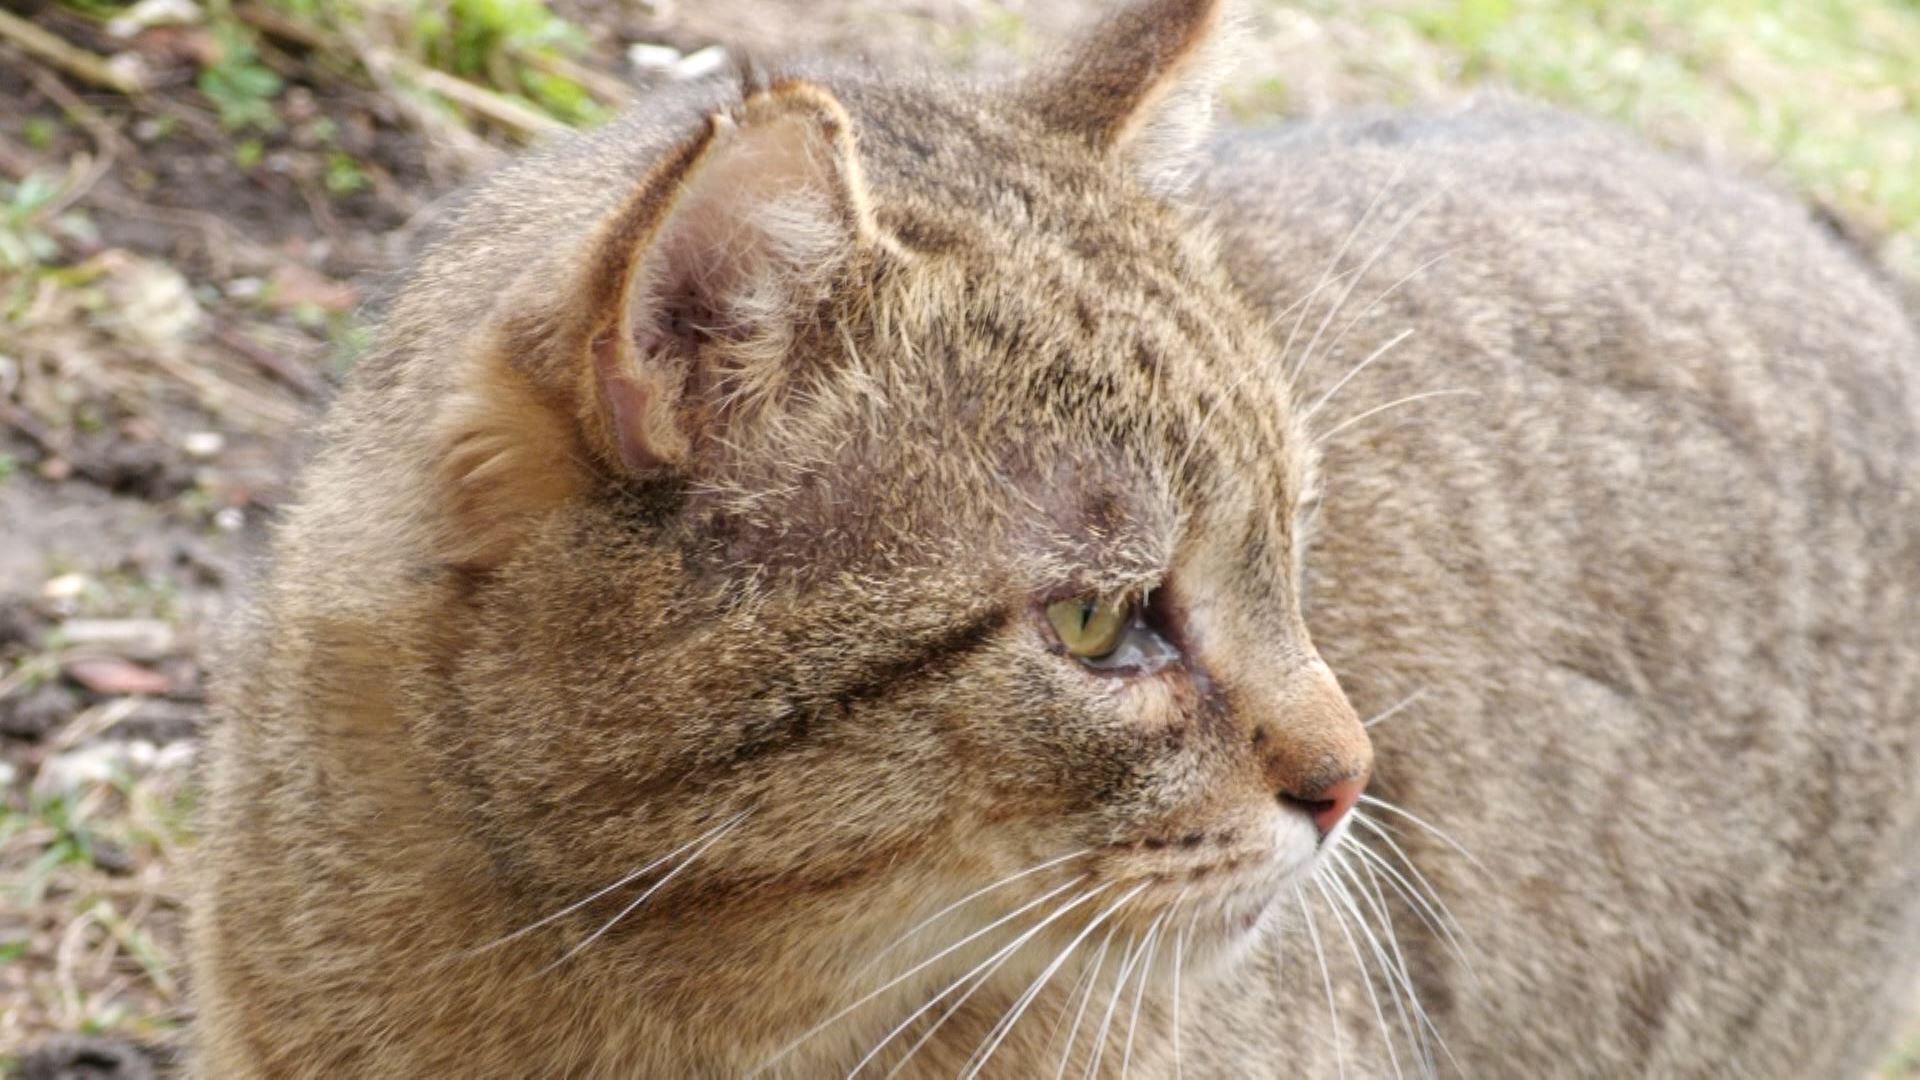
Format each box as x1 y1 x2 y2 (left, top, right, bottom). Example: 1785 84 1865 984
1046 595 1133 659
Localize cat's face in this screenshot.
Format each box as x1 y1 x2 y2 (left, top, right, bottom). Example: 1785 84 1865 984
428 0 1368 1026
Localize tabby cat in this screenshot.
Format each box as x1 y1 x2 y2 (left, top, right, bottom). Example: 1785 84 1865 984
190 0 1920 1074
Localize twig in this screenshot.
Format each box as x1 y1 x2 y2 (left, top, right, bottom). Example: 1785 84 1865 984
0 9 145 95
523 51 633 107
402 62 567 138
18 59 126 221
0 398 66 461
208 320 329 401
234 3 566 140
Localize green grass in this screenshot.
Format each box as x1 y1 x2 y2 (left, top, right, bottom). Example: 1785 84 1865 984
1279 0 1920 280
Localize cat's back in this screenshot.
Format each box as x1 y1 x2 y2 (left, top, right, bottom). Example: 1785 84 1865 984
1201 106 1920 1075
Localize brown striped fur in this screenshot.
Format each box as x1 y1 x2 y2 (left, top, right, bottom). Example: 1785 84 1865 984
190 1 1920 1075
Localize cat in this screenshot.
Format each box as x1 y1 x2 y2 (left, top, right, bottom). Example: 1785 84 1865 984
188 0 1920 1074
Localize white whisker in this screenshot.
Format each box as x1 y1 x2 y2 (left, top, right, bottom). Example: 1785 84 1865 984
751 875 1089 1075
1297 883 1348 1080
1364 689 1428 729
1357 795 1488 876
1120 911 1170 1079
1350 817 1476 969
1280 156 1410 385
857 847 1091 978
1315 875 1403 1080
1300 328 1416 425
1337 852 1458 1077
962 882 1150 1079
1052 924 1118 1080
463 810 750 960
1171 920 1187 1080
1083 932 1147 1080
873 882 1113 1079
1289 177 1453 389
1316 247 1459 377
1313 389 1481 447
535 812 749 975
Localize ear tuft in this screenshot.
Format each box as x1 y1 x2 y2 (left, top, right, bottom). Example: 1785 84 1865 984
1024 0 1238 195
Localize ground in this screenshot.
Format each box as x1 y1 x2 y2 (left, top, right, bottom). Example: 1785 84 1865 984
0 0 1916 1074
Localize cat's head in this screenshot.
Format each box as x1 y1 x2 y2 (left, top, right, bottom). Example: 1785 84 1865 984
416 0 1368 1026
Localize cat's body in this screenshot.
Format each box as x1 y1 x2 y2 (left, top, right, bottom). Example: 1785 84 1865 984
1200 109 1920 1077
190 2 1920 1076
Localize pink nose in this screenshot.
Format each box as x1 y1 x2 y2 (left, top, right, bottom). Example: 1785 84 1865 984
1282 771 1368 837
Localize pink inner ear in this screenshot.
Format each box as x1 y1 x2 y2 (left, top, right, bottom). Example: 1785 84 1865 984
595 330 686 472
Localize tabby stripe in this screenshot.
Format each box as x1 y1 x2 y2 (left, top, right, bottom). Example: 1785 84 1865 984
726 606 1010 765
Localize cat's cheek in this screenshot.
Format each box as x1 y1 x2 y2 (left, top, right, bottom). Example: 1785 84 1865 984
1110 670 1191 735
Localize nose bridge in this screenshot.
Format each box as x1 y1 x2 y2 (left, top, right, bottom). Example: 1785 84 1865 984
1237 654 1374 819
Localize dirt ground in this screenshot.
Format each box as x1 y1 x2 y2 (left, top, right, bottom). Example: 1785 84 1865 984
0 0 1915 1075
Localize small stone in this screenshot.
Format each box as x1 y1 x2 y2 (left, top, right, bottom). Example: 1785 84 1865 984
90 838 136 875
41 574 90 602
17 1034 161 1080
182 431 225 459
34 740 158 796
673 45 728 81
626 42 683 72
0 683 81 739
109 698 203 744
0 598 45 648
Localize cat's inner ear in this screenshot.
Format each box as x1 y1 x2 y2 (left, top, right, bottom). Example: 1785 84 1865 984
1021 0 1235 194
584 81 881 474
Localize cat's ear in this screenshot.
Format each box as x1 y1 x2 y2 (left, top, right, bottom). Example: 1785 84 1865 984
578 80 882 474
1022 0 1236 194
436 81 881 567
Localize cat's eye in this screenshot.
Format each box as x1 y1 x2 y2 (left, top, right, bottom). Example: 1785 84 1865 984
1046 595 1133 659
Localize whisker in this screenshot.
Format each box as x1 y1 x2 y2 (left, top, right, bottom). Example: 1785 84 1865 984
1357 795 1489 876
1279 155 1410 385
1300 328 1416 426
961 882 1150 1079
1171 921 1186 1080
1333 858 1430 1076
1258 262 1366 342
1349 818 1476 968
873 882 1113 1079
751 875 1089 1075
1120 911 1170 1079
1363 689 1428 730
1289 177 1453 389
1313 389 1481 448
1315 875 1403 1080
856 847 1092 979
1315 246 1459 379
1167 887 1194 1080
534 812 749 976
1297 883 1348 1080
1337 853 1458 1077
462 810 750 960
1051 924 1119 1080
1083 932 1147 1080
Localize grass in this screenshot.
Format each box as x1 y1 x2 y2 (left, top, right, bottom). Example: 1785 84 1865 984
1272 0 1920 280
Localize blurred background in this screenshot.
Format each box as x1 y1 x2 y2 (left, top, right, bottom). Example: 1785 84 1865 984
0 0 1915 1073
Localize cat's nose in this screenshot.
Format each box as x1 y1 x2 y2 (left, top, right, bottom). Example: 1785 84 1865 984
1281 771 1369 837
1247 657 1373 838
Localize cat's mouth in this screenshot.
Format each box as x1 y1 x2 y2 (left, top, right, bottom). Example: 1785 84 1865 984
1083 823 1328 947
